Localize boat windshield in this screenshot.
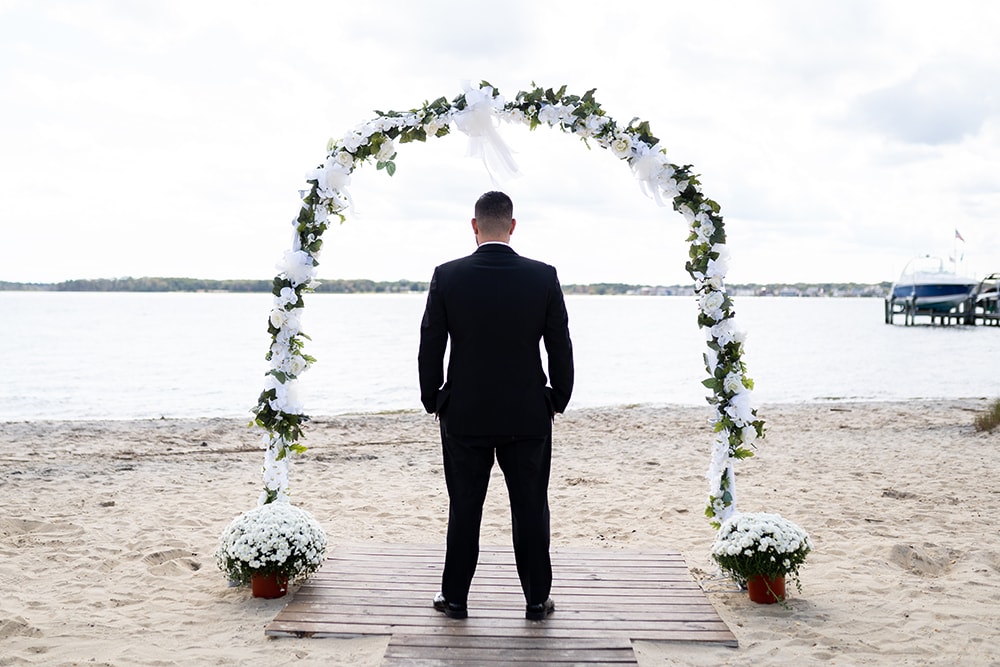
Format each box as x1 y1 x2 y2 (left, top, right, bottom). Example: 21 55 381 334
901 256 949 276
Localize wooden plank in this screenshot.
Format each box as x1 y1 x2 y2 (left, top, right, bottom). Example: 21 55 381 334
380 635 646 666
383 657 634 667
303 578 702 592
314 560 692 574
307 569 700 583
267 619 738 643
265 618 737 640
333 543 683 556
267 614 734 634
281 602 734 622
282 600 723 617
386 635 635 649
305 575 695 587
383 645 638 664
270 616 732 636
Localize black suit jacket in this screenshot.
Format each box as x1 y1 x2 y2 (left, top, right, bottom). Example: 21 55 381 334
418 244 574 436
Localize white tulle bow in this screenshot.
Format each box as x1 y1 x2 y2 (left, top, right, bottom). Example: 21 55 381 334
453 83 520 183
630 141 670 207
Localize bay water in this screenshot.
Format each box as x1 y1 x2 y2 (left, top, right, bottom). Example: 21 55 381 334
2 291 998 422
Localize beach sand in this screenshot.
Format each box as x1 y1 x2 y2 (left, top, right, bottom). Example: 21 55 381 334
2 399 999 666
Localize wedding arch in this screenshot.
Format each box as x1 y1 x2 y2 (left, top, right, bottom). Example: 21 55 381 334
251 81 764 527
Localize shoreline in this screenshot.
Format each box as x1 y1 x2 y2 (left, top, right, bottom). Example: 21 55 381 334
5 394 999 425
2 399 999 665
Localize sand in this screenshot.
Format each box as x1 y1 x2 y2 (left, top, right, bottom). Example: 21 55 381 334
2 399 999 666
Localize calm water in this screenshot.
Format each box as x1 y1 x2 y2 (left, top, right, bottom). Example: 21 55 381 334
2 291 998 421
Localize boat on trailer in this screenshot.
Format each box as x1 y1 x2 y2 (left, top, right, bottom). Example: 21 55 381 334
889 256 978 312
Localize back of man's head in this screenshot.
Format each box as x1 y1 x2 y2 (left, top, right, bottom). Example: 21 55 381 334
474 191 514 237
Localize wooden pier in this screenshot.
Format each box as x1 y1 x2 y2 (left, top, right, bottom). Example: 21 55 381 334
883 297 1000 326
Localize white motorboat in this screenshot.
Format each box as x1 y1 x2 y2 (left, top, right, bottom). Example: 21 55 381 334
889 256 978 312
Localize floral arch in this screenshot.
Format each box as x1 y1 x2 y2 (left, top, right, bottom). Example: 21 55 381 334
251 81 764 528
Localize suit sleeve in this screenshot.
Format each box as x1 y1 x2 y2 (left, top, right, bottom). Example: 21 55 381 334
543 268 574 413
418 268 448 414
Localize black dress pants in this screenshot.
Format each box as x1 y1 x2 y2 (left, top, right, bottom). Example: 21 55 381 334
439 419 552 606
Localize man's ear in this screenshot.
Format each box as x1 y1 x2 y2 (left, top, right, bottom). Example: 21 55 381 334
509 219 517 235
471 218 480 235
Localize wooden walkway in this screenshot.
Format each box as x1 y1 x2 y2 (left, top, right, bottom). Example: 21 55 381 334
266 544 737 666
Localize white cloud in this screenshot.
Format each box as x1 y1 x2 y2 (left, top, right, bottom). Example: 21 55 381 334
2 0 999 285
851 60 1000 145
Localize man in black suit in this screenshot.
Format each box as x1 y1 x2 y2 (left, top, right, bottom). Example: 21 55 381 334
418 191 574 621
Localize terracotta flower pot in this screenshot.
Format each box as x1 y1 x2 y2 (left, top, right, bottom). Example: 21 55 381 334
251 572 289 599
746 574 785 604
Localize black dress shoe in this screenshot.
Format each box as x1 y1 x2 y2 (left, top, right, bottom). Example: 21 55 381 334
525 597 555 621
432 593 468 619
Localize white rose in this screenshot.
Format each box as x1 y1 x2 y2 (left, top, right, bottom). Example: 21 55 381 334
699 290 725 320
610 133 632 159
537 104 562 125
287 354 308 377
269 308 288 330
694 214 716 245
333 151 354 168
705 274 724 291
660 178 681 198
341 130 365 152
723 371 744 395
276 286 297 308
724 391 755 426
694 225 713 246
375 139 396 161
502 109 527 125
587 115 610 134
711 318 741 347
323 191 349 211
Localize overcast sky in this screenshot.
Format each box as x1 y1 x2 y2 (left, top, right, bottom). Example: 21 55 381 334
2 0 998 286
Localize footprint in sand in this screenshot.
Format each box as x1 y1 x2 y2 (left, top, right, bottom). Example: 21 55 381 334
143 548 201 575
0 518 83 539
0 617 43 640
888 543 959 576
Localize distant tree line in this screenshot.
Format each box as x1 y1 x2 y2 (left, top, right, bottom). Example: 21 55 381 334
0 277 891 297
0 277 428 293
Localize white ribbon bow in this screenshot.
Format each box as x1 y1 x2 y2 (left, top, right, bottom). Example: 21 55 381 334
453 83 520 183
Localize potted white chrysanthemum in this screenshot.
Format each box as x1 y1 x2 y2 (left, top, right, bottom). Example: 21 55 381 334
216 502 327 598
711 512 812 604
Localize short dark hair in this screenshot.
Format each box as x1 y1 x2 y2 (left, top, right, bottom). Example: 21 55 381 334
474 191 513 235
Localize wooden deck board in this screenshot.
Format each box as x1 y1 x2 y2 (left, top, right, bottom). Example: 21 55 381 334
266 544 737 665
